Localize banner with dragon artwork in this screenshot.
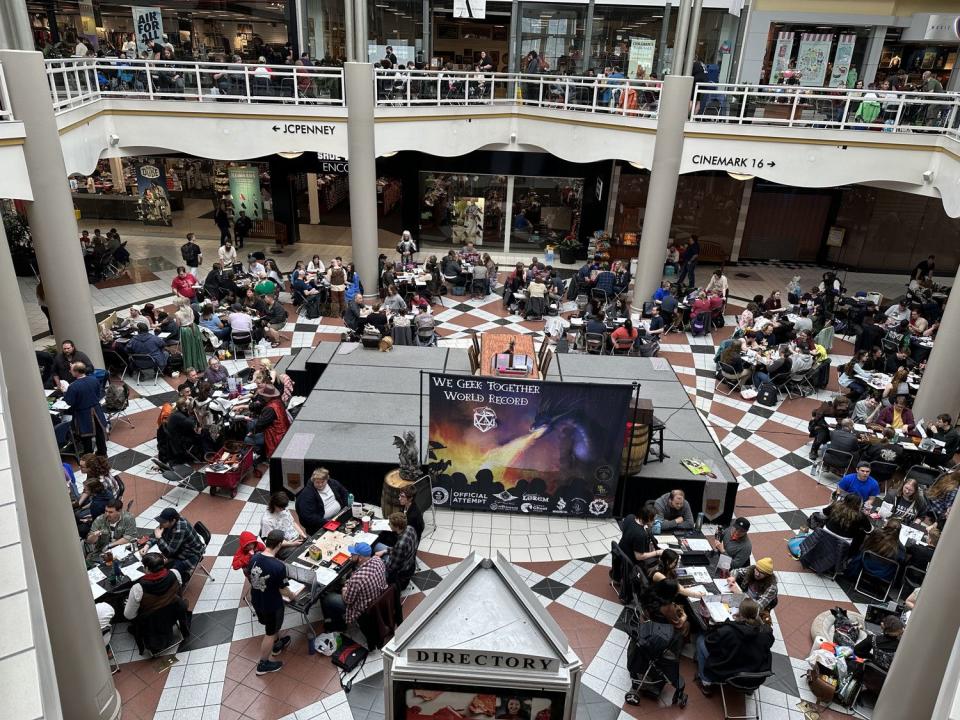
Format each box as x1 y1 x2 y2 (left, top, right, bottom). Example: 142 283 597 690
426 373 631 517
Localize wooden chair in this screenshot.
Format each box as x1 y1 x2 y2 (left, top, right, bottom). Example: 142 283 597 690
539 348 553 379
467 345 480 375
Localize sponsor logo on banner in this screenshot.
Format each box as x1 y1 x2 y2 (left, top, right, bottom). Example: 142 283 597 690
520 502 550 513
589 499 610 517
431 487 450 506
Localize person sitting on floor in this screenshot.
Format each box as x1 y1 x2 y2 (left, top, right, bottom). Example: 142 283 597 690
694 598 773 696
653 489 694 531
854 614 904 672
726 557 779 610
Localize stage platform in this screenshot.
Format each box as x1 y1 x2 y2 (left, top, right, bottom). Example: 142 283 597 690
269 344 738 522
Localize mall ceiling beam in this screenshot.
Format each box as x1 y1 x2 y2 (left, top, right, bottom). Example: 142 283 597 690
344 62 379 300
0 50 104 367
0 0 32 51
631 74 693 310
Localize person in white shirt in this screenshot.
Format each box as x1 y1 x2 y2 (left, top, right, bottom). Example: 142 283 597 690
260 492 306 559
228 304 254 333
218 240 238 268
121 34 137 58
705 269 729 298
253 57 271 78
249 259 266 277
74 39 89 58
884 300 909 326
307 255 325 275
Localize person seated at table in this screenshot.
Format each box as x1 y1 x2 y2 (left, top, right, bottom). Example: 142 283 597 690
653 489 694 532
653 281 672 302
609 318 639 351
704 268 728 298
904 526 938 572
726 557 778 611
151 507 205 580
713 517 753 569
75 477 114 538
762 291 782 312
502 263 526 312
852 396 880 426
884 299 910 326
84 497 137 567
260 492 306 558
659 287 678 322
707 289 725 313
204 356 229 386
383 284 407 313
754 322 777 348
199 304 231 341
51 339 94 388
321 541 388 632
644 306 666 339
793 307 814 333
295 467 348 535
618 502 661 567
154 311 180 342
592 263 616 297
819 418 860 460
718 341 751 385
872 394 916 434
526 274 548 307
584 310 607 337
647 549 707 598
845 518 904 580
808 395 853 458
838 460 881 502
838 351 871 399
364 304 390 335
861 426 904 467
873 474 926 522
690 291 711 316
908 309 928 335
260 294 287 347
178 366 202 397
925 472 958 525
694 598 773 697
640 580 689 654
79 452 121 499
926 414 960 458
377 512 418 592
855 615 904 673
123 551 184 622
750 345 791 391
342 295 366 334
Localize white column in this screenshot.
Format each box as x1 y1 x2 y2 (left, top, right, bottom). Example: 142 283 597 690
503 175 515 254
913 261 960 419
0 0 32 50
108 157 125 194
861 26 887 87
345 62 379 299
0 222 121 720
728 177 753 262
875 507 960 719
683 0 703 75
631 75 693 310
306 172 320 223
0 49 104 367
670 0 691 76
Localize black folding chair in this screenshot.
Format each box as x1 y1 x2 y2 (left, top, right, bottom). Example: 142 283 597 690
719 671 774 720
854 550 899 602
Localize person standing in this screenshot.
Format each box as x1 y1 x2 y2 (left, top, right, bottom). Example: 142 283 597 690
248 530 295 675
63 362 108 455
180 233 202 277
214 203 232 245
327 259 348 317
234 210 253 249
677 235 701 290
218 239 238 270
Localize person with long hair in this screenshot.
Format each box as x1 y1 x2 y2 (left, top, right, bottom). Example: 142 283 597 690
727 558 778 610
823 492 873 553
881 366 911 402
926 471 959 523
846 518 904 581
876 477 927 523
260 491 307 559
648 549 706 598
839 350 871 399
719 339 752 384
694 598 773 696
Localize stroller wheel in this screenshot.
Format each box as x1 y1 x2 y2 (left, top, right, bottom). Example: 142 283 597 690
624 691 641 706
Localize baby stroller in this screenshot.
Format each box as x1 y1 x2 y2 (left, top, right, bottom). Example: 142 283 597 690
624 620 687 708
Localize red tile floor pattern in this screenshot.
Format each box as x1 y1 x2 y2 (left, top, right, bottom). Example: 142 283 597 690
91 291 888 720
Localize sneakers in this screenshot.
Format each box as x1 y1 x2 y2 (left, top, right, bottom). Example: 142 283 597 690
255 659 283 675
271 636 291 657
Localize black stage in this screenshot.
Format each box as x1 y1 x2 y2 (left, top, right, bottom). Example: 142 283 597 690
269 344 738 523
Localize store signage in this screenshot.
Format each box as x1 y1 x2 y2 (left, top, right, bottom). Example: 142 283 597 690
691 154 776 169
409 649 559 673
796 34 832 87
132 6 163 54
768 32 795 85
454 0 486 20
272 123 336 136
924 15 960 42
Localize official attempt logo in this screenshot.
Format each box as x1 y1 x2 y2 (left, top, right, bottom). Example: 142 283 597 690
473 406 498 433
431 487 450 506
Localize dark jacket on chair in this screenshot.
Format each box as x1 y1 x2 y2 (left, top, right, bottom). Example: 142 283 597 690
703 620 774 682
357 585 402 650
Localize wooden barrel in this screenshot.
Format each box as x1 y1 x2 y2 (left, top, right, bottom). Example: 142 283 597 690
381 468 413 518
620 422 651 475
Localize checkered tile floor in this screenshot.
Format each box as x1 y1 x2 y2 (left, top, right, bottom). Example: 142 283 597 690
97 292 871 720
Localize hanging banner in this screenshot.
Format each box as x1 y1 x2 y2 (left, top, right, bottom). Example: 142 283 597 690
132 6 163 54
134 160 172 226
427 373 631 517
768 31 795 84
453 0 487 20
228 166 264 221
78 0 99 50
628 38 656 78
829 34 857 88
797 33 833 87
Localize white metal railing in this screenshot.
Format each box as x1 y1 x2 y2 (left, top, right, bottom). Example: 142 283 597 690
691 82 960 140
0 64 13 121
44 58 345 113
373 68 662 118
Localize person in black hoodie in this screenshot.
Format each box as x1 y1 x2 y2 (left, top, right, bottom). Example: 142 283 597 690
694 598 773 695
295 467 349 535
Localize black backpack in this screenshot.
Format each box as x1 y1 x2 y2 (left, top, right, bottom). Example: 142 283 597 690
757 382 778 407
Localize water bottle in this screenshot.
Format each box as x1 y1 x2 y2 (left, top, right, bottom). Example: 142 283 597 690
347 493 354 514
695 512 704 531
651 519 662 535
112 560 122 583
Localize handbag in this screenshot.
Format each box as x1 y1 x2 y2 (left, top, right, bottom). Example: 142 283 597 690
332 641 368 691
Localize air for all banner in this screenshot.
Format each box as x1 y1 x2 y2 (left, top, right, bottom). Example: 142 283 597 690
769 31 795 85
797 33 833 87
427 373 631 517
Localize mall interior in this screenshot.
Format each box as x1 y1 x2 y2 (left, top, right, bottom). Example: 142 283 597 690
3 0 960 719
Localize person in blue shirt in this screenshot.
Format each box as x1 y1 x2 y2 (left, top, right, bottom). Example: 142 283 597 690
126 323 170 370
653 281 672 302
838 461 881 502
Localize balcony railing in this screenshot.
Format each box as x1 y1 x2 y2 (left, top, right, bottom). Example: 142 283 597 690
691 82 960 141
0 64 13 121
44 58 345 112
373 68 662 117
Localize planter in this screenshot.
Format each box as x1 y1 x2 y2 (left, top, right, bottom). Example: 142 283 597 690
559 246 577 264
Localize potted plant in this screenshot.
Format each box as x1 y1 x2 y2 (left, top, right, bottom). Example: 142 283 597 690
2 210 38 277
557 234 581 264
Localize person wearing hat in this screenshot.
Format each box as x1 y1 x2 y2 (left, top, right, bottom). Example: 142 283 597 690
712 517 753 570
248 530 296 675
726 557 778 611
838 461 881 503
321 541 388 631
152 508 206 579
242 383 291 462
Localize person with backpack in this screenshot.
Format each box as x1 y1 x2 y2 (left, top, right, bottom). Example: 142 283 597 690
180 233 202 276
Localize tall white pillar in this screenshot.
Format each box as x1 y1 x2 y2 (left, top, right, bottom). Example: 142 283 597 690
683 0 703 75
503 175 515 254
0 50 104 367
861 26 887 88
875 506 960 719
0 0 32 50
344 62 379 299
0 222 121 720
306 172 321 224
670 0 691 76
631 75 693 310
913 262 960 419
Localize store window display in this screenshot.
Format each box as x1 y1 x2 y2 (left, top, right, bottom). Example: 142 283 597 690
420 173 506 249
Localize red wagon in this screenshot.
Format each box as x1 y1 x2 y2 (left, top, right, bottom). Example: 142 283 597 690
202 443 254 498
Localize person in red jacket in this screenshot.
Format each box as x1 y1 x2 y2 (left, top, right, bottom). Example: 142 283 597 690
232 530 266 572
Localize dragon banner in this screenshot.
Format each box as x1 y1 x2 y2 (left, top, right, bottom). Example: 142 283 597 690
426 373 632 517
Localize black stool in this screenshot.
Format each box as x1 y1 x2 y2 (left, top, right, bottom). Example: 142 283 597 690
645 417 669 464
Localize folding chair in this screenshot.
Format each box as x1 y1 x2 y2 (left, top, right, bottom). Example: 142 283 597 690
104 385 135 435
192 521 216 582
898 564 925 602
717 362 746 396
102 626 120 675
151 458 197 506
854 550 899 602
816 448 854 488
718 671 774 720
905 464 941 489
851 662 888 719
538 349 553 379
610 336 635 356
869 461 898 493
125 353 161 386
231 331 254 358
584 332 605 355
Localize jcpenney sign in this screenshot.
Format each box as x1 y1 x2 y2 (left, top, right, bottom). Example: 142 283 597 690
408 649 559 673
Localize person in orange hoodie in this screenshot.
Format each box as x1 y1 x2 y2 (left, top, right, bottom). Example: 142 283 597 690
232 530 265 574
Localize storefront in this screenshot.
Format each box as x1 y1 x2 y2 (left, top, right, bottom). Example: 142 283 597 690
878 14 960 89
761 24 873 87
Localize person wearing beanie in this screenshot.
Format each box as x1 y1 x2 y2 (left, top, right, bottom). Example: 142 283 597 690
727 557 778 611
713 517 753 569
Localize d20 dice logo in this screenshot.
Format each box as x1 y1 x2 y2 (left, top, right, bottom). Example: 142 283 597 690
473 406 498 433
